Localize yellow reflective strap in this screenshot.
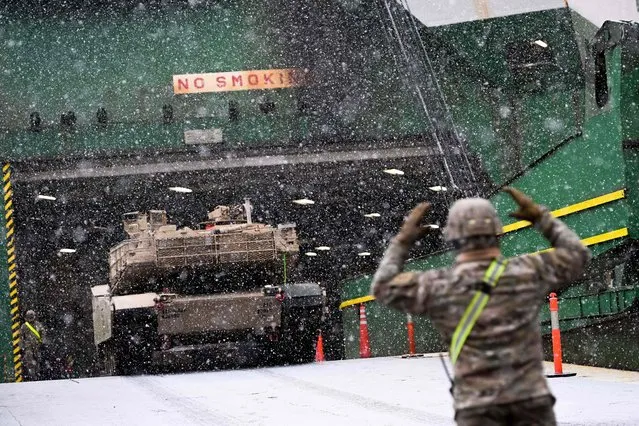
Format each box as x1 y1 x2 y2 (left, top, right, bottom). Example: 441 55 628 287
450 292 487 364
483 260 499 282
25 322 42 343
450 257 508 365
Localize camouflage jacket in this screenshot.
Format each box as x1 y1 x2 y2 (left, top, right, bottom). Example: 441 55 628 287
371 208 591 410
20 320 45 357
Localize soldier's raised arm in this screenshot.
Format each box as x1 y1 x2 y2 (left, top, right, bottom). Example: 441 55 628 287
504 187 591 292
371 203 434 314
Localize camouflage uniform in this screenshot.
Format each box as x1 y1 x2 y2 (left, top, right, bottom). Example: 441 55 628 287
19 312 46 381
371 205 590 423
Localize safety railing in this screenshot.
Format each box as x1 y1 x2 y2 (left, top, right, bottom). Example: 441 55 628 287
109 239 156 282
540 286 639 323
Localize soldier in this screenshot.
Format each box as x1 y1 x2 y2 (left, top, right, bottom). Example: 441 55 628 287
19 310 46 381
371 187 591 425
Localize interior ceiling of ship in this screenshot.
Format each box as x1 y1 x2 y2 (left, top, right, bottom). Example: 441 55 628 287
10 147 463 307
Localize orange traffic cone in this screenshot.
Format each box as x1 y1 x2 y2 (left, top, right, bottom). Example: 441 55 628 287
315 332 325 362
407 313 416 355
401 313 423 359
359 304 371 358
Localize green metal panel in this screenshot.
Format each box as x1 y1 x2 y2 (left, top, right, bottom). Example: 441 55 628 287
427 9 585 187
0 2 429 161
429 9 582 90
441 72 508 184
342 303 446 360
620 51 639 141
621 47 639 238
538 286 638 326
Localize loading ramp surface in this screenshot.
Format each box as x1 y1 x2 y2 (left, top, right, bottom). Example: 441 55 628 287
0 355 637 425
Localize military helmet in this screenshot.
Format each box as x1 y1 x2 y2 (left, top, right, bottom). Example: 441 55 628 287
25 310 36 322
443 198 502 241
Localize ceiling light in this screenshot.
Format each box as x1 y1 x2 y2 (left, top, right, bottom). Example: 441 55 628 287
305 251 318 257
428 224 440 229
358 251 371 257
534 40 548 48
59 248 76 254
37 195 56 201
428 186 448 192
364 213 381 218
315 246 331 251
169 186 193 193
383 169 404 176
293 198 315 205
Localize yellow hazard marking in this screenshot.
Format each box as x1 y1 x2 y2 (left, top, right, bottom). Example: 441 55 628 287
339 295 376 309
536 228 629 254
502 190 625 234
3 163 23 382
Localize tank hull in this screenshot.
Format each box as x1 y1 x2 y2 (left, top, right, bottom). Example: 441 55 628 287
92 282 324 374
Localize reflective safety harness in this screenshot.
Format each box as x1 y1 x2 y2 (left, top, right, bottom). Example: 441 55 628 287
25 322 42 343
449 257 508 365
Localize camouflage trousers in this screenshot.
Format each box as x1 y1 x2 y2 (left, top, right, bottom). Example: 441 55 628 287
455 395 556 426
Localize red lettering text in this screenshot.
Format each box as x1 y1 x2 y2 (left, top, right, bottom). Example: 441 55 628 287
194 77 205 89
263 73 274 84
177 79 189 90
248 74 259 85
216 76 227 88
279 73 284 84
232 75 243 87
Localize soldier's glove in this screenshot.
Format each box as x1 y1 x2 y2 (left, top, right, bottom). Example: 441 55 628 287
503 187 544 223
395 202 433 246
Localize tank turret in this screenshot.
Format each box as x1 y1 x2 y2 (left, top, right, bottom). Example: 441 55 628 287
108 200 299 294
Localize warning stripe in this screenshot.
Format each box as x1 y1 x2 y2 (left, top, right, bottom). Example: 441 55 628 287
2 163 22 383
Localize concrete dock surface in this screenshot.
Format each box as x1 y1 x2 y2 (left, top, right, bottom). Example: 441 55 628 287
1 355 637 425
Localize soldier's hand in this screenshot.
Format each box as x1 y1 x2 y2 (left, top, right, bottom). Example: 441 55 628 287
395 202 433 245
503 187 544 223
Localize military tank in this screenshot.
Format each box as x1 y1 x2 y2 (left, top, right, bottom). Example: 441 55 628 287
91 200 324 375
